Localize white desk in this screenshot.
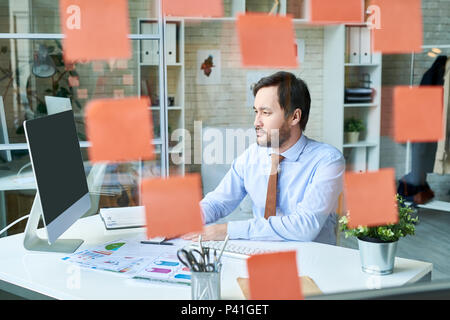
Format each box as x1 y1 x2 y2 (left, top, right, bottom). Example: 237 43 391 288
0 215 432 300
0 166 36 237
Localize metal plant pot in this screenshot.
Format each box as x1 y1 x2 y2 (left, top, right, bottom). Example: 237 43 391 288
357 237 398 275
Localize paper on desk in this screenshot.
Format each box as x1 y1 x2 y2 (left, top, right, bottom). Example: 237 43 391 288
62 237 192 283
100 206 146 229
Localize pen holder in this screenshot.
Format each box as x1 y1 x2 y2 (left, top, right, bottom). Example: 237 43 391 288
191 266 221 300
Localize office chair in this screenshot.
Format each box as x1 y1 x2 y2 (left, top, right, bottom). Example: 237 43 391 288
335 192 346 246
82 162 107 217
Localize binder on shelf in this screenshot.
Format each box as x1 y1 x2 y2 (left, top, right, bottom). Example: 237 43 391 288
141 22 159 65
141 22 177 65
360 26 372 64
348 26 360 64
165 23 177 65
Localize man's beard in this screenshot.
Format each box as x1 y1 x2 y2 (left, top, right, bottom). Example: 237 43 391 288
256 121 291 148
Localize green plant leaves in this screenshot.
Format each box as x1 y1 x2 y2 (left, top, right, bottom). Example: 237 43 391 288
339 194 417 242
344 117 365 132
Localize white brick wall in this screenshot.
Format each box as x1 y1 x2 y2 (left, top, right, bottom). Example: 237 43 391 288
184 21 325 148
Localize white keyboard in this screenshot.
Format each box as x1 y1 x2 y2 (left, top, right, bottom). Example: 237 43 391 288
190 241 274 259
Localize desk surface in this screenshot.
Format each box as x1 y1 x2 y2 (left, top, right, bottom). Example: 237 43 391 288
0 215 433 300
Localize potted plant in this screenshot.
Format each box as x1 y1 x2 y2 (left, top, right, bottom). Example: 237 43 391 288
344 117 364 144
339 194 418 275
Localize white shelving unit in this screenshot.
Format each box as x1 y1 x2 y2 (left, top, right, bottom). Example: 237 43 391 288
229 0 308 18
323 24 382 173
138 18 185 176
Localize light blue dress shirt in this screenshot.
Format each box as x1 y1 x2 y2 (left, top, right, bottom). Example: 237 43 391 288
200 134 345 245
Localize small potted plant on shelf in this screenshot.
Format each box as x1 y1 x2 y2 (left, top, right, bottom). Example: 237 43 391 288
339 194 418 275
344 117 364 144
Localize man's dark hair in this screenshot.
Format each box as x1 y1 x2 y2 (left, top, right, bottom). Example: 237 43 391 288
253 71 311 131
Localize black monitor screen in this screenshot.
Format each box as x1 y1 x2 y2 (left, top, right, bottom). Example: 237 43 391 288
25 110 88 225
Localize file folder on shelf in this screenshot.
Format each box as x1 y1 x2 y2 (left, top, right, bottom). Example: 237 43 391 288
348 26 360 64
360 27 372 64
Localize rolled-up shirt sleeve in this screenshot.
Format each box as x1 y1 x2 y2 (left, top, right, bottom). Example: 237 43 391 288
227 153 345 241
200 156 248 224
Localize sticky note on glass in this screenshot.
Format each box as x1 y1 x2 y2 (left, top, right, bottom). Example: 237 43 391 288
370 0 423 54
85 97 154 163
237 13 298 68
309 0 363 24
393 86 444 143
247 251 303 300
142 174 204 239
59 0 131 62
162 0 223 17
344 168 398 229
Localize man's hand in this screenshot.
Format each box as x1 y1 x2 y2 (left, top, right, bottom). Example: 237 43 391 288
181 223 228 241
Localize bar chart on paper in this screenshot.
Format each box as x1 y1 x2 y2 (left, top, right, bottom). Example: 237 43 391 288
62 238 192 283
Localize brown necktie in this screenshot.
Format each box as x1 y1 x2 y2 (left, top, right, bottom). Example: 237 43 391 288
264 153 285 219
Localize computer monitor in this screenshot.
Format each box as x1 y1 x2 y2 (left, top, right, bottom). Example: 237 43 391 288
44 96 72 115
23 110 91 253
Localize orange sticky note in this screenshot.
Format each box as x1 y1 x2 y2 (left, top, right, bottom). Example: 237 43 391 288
309 0 363 24
59 0 131 62
393 86 444 143
85 97 154 163
142 174 204 239
344 168 398 229
370 0 423 54
237 13 298 68
162 0 223 18
247 251 303 300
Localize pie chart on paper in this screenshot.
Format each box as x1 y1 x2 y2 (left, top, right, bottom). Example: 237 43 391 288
105 242 125 251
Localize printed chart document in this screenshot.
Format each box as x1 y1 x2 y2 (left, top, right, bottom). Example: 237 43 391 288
62 237 192 284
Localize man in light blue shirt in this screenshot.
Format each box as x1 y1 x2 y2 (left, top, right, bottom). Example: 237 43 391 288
183 71 345 245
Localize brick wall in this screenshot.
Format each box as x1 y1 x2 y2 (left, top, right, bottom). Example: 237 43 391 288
183 21 324 171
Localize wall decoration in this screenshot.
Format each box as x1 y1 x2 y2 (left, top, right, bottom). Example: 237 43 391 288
196 50 221 85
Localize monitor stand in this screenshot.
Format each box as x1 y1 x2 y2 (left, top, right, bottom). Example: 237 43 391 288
23 194 83 253
23 163 107 253
22 163 107 253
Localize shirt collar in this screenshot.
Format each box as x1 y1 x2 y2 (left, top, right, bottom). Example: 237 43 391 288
268 134 308 161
